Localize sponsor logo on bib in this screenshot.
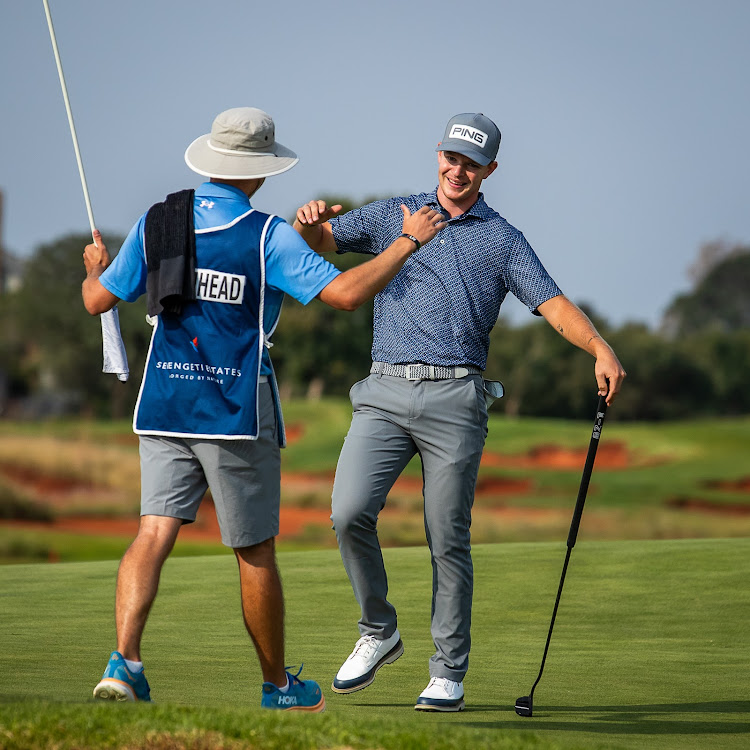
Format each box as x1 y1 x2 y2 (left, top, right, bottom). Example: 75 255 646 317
195 269 246 304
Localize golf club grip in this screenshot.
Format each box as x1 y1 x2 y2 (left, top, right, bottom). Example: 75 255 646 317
566 395 608 549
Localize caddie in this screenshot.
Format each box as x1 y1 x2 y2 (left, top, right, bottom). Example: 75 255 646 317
81 107 446 710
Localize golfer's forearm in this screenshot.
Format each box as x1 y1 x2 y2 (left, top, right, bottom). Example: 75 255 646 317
539 295 612 357
318 238 415 311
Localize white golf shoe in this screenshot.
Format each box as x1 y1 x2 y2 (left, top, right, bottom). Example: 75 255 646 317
331 630 403 693
414 676 465 712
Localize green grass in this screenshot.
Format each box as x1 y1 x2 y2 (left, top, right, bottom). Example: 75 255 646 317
1 538 749 749
0 526 229 564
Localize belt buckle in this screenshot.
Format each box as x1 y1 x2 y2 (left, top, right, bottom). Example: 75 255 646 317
405 364 423 380
406 364 439 380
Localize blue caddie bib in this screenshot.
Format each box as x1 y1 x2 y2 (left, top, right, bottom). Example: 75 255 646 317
134 208 278 440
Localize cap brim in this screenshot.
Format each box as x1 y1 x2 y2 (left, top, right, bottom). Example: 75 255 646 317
436 141 493 166
185 134 299 179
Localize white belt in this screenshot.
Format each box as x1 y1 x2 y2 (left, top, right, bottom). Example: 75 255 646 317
370 362 481 381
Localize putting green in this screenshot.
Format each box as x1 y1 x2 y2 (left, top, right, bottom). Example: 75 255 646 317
1 538 748 749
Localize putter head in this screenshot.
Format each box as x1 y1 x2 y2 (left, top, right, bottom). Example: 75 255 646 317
515 695 533 717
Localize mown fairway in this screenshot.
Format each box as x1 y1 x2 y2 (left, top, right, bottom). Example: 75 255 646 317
1 538 749 749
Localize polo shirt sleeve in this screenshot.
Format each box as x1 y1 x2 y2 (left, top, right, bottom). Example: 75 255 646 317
328 199 396 255
264 218 341 305
98 215 148 302
505 232 563 315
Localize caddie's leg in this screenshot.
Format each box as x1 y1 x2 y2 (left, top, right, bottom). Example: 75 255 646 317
191 382 288 688
235 538 287 687
122 436 210 662
416 377 488 682
115 514 182 661
331 375 416 638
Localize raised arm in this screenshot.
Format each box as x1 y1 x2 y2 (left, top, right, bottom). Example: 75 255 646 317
317 205 446 311
537 294 626 405
82 229 120 315
293 200 342 253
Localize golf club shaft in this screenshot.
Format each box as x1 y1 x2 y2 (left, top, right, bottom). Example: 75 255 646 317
528 394 609 700
527 546 572 700
567 395 608 549
42 0 96 236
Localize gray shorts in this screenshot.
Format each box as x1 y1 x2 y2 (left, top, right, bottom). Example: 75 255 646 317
139 382 280 548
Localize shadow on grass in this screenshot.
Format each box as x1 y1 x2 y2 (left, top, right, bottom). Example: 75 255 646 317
463 701 750 735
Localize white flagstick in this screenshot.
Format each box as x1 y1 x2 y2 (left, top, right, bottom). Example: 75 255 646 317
42 0 129 381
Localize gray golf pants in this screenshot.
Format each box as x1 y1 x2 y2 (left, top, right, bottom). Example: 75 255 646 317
331 373 489 682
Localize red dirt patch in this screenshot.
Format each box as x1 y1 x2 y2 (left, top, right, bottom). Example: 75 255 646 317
1 499 332 542
481 440 630 470
284 423 305 444
703 477 750 493
666 497 750 516
0 462 97 494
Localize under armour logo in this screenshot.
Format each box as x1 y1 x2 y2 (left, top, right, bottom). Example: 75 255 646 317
199 200 215 209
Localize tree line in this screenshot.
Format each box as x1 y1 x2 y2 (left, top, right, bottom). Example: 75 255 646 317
0 226 747 422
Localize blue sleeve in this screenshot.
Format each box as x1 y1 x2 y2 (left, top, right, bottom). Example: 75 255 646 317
99 215 148 302
505 232 563 316
264 218 341 304
328 198 399 256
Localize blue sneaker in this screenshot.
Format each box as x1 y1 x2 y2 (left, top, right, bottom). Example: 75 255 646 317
261 666 325 712
93 651 152 702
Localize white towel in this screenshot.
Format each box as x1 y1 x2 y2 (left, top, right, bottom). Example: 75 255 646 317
101 306 129 382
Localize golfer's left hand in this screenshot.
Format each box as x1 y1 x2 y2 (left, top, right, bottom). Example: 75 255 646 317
595 349 626 405
400 205 447 247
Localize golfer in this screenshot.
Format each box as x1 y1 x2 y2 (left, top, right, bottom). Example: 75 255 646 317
82 107 446 710
295 112 626 711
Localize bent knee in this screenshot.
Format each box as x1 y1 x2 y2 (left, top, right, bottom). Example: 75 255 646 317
130 515 182 556
137 515 181 540
331 504 378 536
235 536 275 553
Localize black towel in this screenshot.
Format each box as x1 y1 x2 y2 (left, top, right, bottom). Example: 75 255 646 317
145 189 196 316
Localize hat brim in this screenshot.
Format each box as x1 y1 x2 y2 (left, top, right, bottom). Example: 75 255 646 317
436 141 493 167
185 134 299 179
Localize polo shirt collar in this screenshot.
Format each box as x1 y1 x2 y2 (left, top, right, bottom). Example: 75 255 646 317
428 187 493 221
197 181 252 203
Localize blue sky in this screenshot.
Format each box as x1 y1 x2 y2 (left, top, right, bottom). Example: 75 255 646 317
2 0 749 326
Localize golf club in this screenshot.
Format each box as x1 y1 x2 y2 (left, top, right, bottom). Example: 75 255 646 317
515 393 608 718
42 0 129 381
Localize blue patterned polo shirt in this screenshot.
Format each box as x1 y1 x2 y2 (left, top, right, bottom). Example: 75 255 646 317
328 189 562 370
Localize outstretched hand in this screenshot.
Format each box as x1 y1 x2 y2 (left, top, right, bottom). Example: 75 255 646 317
296 200 343 226
400 205 447 248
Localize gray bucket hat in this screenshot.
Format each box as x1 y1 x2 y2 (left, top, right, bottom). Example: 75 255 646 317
436 112 501 166
185 107 298 179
